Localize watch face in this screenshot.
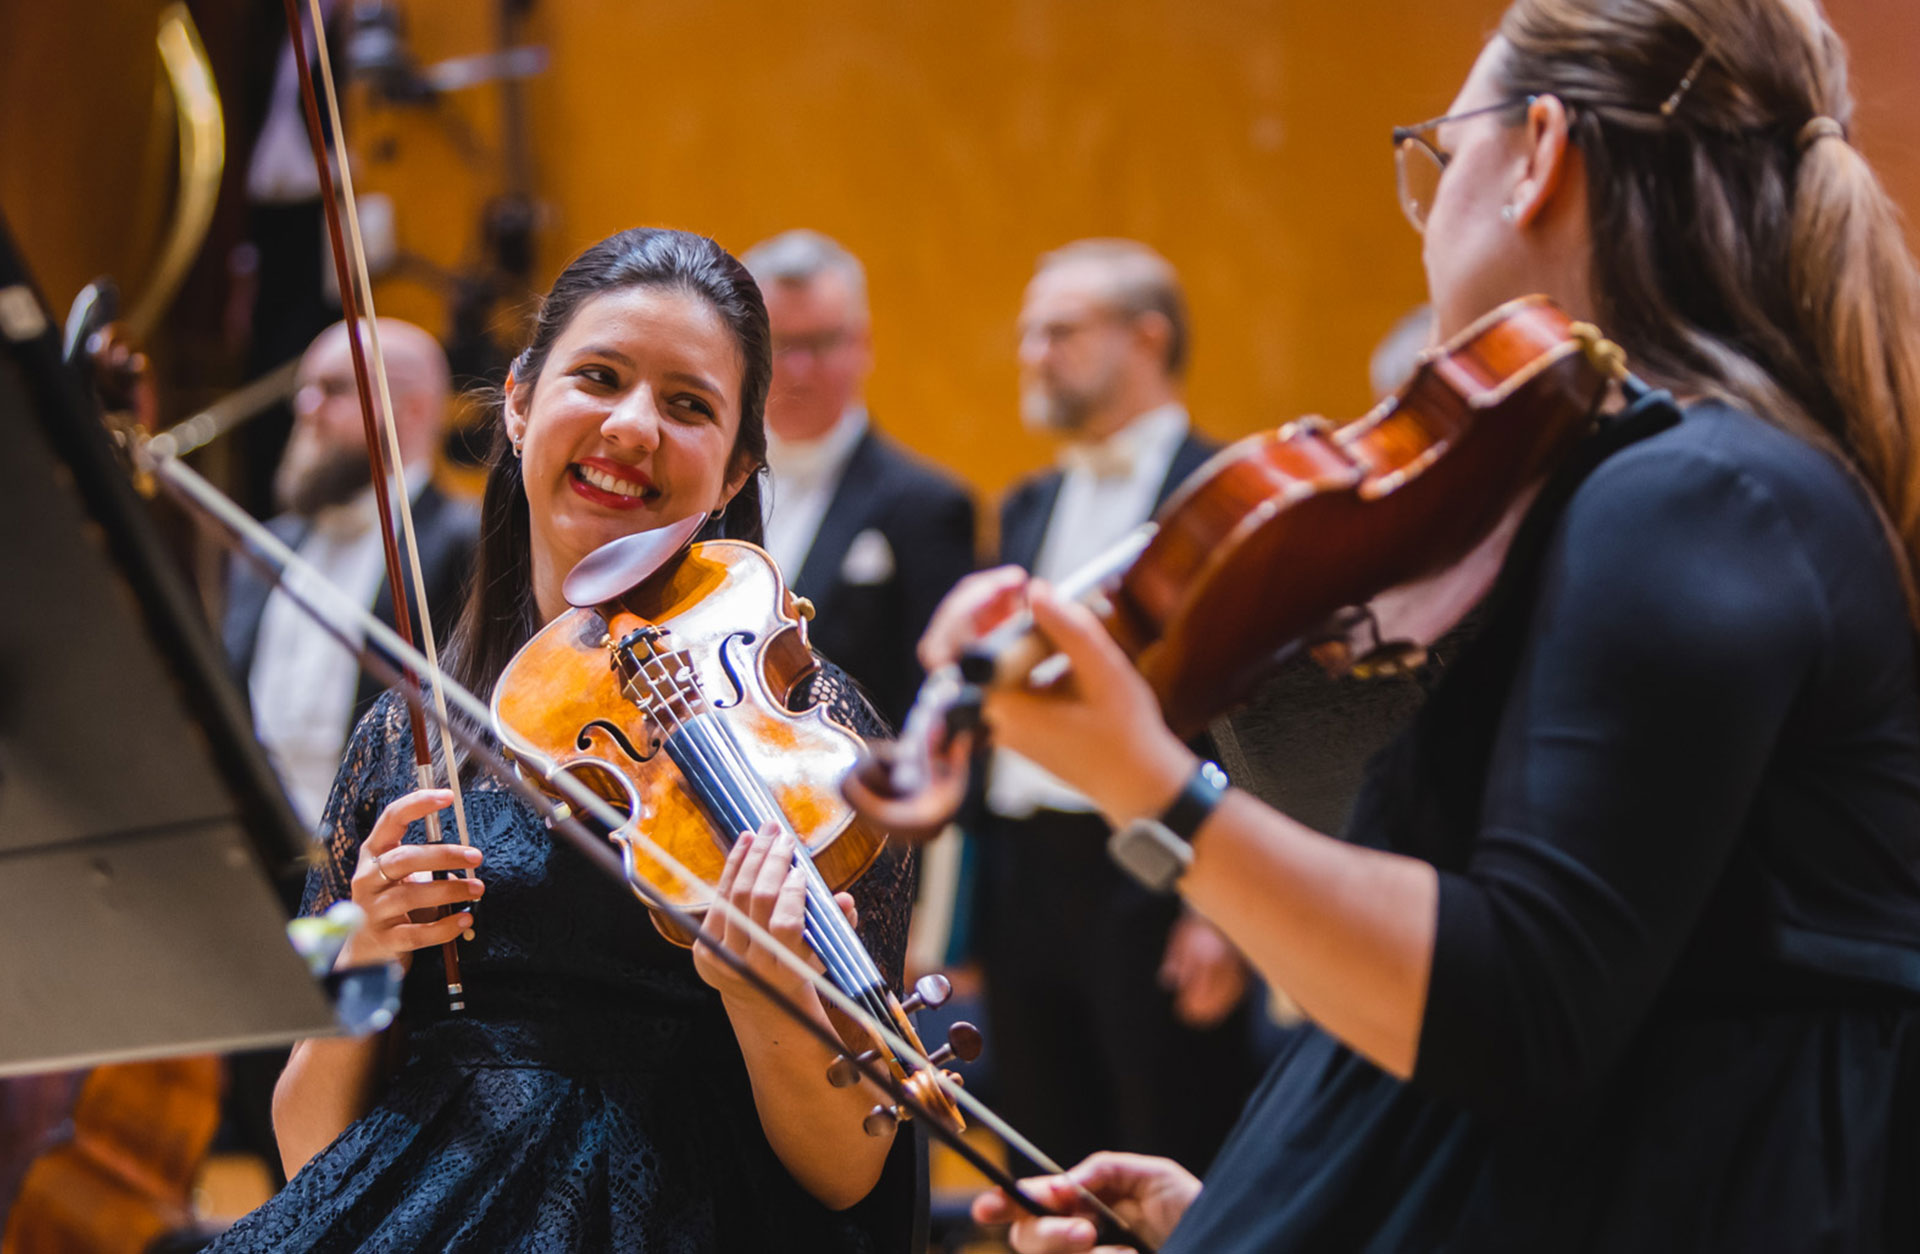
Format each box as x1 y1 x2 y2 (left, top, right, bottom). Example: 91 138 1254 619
1108 819 1191 894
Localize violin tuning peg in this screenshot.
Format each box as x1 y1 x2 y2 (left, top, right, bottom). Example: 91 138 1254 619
900 973 952 1016
926 1020 984 1068
826 1048 881 1088
949 1020 983 1061
862 1104 900 1137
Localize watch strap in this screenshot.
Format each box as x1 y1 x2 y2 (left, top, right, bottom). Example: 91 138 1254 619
1159 759 1229 841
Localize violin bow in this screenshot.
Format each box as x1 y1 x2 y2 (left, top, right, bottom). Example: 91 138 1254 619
282 0 475 1010
135 438 1156 1250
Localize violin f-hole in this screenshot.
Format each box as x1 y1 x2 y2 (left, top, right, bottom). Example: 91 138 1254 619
713 630 758 708
577 719 659 764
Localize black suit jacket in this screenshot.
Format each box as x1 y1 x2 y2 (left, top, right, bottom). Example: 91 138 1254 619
788 426 976 729
222 483 481 733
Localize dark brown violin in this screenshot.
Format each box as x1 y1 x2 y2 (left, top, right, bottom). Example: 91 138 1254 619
492 535 977 1135
853 295 1630 830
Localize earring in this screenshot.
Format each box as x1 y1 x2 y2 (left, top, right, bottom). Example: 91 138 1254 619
511 439 523 458
1500 204 1518 224
708 506 725 520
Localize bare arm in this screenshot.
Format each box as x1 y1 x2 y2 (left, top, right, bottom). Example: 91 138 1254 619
922 573 1435 1077
695 827 894 1209
272 789 484 1177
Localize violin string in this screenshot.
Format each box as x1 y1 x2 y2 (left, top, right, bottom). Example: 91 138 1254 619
615 656 879 1006
628 641 898 1028
148 454 1149 1242
646 646 893 1008
623 644 895 1027
685 714 899 1028
300 0 473 859
695 701 891 988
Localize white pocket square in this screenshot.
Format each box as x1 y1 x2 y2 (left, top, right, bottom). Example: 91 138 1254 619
840 528 895 585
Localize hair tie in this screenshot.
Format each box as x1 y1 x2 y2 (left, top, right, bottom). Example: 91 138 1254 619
1798 115 1848 152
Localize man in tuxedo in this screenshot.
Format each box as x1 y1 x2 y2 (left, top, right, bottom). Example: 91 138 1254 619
975 239 1258 1174
741 230 975 728
223 317 478 830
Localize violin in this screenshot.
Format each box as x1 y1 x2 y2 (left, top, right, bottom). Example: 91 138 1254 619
492 531 977 1135
852 295 1632 831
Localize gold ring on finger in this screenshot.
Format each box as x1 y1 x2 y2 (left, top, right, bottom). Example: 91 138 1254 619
373 851 398 885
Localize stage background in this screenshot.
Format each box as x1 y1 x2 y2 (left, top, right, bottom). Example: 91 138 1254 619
4 0 1918 498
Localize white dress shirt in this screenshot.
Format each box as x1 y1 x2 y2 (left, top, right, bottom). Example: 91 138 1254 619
250 472 425 829
762 406 869 578
988 403 1191 819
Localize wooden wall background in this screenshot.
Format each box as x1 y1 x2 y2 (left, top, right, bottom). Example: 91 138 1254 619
5 0 1919 499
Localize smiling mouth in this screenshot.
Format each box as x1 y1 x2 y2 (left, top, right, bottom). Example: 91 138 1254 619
571 463 659 503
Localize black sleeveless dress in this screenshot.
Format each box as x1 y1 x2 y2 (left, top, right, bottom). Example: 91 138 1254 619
1167 402 1920 1252
210 665 918 1253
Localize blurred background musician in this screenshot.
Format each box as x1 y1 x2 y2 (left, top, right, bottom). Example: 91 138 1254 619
971 238 1257 1177
222 316 478 833
741 229 976 729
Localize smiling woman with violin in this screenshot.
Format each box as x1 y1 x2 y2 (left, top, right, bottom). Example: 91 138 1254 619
208 228 918 1251
937 0 1920 1249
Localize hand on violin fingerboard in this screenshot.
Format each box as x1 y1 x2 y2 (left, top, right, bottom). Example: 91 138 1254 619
692 823 858 1005
337 789 484 971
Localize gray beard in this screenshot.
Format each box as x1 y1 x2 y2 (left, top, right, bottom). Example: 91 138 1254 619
1020 383 1096 436
278 443 374 516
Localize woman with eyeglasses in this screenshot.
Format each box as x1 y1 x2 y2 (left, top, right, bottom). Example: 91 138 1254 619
944 0 1920 1249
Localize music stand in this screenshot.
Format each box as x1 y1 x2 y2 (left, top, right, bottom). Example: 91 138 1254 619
0 213 337 1075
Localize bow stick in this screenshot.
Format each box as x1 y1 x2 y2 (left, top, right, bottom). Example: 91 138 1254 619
282 0 475 1010
137 438 1156 1251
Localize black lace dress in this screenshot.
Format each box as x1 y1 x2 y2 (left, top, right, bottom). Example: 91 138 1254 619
210 665 918 1253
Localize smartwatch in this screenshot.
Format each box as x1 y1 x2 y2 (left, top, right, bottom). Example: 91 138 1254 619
1107 760 1229 893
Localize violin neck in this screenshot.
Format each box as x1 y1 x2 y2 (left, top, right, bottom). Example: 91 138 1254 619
659 714 893 1012
957 521 1159 689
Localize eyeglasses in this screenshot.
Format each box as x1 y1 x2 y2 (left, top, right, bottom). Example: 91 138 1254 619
1391 97 1533 234
1017 309 1130 353
294 374 358 415
772 328 855 361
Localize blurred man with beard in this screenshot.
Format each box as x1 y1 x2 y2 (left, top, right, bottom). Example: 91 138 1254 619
222 318 478 829
970 240 1257 1175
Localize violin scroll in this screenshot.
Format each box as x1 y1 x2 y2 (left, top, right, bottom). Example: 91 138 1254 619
824 973 982 1136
